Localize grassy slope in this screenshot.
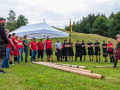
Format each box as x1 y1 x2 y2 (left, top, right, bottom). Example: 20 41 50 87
0 30 120 90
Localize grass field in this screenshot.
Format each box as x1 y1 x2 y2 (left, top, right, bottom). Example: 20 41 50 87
0 30 120 90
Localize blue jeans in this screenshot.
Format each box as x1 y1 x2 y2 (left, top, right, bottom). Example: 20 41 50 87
31 51 37 62
18 48 23 62
2 48 11 68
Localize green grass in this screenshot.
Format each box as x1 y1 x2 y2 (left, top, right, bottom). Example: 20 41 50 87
0 30 119 90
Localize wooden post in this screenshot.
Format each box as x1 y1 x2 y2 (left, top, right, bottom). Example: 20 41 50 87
32 62 104 79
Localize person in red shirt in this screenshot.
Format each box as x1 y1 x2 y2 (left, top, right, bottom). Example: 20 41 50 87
8 34 15 65
12 33 19 64
17 37 23 62
30 38 37 62
61 42 65 60
107 40 114 63
45 36 53 62
37 39 44 61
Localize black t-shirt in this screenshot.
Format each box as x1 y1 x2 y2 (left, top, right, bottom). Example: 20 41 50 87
81 43 86 50
94 42 100 50
75 43 82 52
63 43 69 51
68 42 73 50
102 43 107 50
87 43 93 50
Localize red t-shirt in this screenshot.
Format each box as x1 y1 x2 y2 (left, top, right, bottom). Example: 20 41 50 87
62 44 64 48
37 42 44 50
18 40 23 49
12 37 19 49
7 37 11 48
107 43 113 51
45 40 52 49
30 41 37 51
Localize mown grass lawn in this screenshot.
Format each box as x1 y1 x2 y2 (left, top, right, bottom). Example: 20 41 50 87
0 31 120 90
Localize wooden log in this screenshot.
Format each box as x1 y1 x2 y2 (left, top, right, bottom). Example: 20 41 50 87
55 63 87 69
94 65 120 68
41 62 92 73
32 62 104 79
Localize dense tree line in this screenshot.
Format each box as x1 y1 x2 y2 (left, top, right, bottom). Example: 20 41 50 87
65 12 120 38
5 10 29 32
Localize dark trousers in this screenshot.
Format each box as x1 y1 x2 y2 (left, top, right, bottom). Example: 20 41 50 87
57 56 62 61
65 56 67 61
24 49 28 63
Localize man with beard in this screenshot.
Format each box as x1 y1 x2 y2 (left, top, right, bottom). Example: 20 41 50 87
54 39 62 62
0 17 9 73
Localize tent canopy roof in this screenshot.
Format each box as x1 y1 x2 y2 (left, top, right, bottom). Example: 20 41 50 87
10 22 69 39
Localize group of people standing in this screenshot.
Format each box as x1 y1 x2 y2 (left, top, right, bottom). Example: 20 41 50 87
0 17 120 73
54 39 114 63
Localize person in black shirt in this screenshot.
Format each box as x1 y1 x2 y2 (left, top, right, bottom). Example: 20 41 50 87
87 40 94 61
0 17 9 73
102 40 108 62
94 39 101 62
81 40 87 61
75 40 82 61
68 39 74 61
63 39 70 61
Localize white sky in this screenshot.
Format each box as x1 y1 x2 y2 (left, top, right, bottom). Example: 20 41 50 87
1 0 120 29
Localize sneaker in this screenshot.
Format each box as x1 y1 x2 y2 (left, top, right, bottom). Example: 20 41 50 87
0 70 6 73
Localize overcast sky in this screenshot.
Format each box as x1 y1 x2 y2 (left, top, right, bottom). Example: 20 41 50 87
1 0 120 29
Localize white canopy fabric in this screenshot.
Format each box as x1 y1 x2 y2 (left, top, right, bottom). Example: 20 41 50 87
10 22 69 39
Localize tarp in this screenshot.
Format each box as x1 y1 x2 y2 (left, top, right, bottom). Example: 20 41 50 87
10 22 69 39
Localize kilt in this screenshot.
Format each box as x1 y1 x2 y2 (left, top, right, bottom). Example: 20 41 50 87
82 49 87 55
14 49 19 56
88 49 94 55
10 49 14 55
0 43 7 58
95 49 101 56
65 49 69 56
55 49 62 56
75 51 82 57
69 49 74 56
62 48 65 56
115 48 120 60
103 49 108 57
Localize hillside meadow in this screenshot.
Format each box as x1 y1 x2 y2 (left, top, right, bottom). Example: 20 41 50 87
0 30 120 90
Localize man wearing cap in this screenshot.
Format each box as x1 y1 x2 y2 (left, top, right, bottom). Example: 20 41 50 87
30 38 37 62
81 40 87 61
75 40 82 61
45 36 53 62
63 39 70 61
0 17 9 73
102 40 108 62
37 39 44 61
94 39 101 62
68 39 74 61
